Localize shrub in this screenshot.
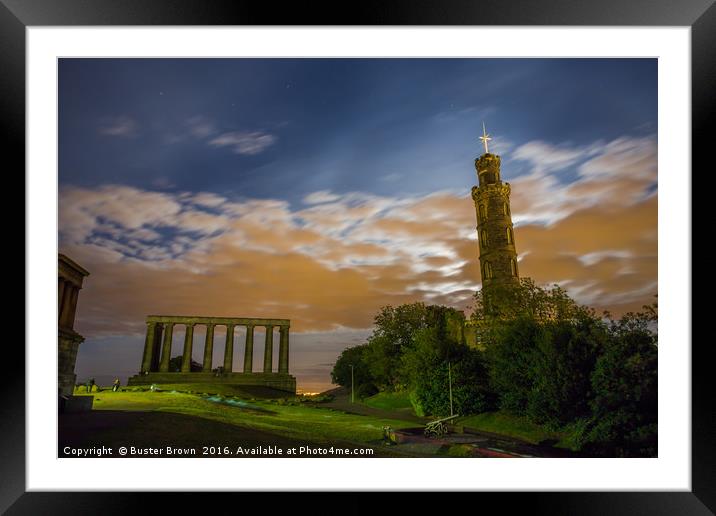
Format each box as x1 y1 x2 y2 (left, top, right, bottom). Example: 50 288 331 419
357 383 379 399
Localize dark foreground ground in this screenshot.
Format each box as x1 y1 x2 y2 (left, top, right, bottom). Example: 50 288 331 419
59 410 393 458
58 387 585 458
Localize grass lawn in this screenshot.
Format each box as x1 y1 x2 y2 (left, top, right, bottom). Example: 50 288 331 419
76 389 415 445
362 391 414 412
75 383 288 399
458 411 565 445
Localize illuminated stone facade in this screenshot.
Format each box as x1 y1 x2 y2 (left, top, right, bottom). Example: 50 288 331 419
58 254 90 396
128 315 296 393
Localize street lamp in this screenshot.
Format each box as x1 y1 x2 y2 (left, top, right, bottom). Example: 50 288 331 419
448 361 454 417
350 364 354 404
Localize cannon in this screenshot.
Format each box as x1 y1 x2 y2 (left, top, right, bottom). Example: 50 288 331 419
423 414 459 438
382 425 398 445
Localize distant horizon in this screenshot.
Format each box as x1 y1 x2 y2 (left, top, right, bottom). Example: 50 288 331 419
60 58 658 390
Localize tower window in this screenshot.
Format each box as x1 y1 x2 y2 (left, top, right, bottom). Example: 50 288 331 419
480 229 488 247
511 258 518 277
506 227 514 245
503 202 508 216
483 261 493 280
479 204 487 222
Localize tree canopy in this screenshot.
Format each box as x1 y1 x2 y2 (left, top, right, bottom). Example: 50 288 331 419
329 280 658 457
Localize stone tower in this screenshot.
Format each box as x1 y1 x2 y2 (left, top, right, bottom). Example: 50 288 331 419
471 126 519 292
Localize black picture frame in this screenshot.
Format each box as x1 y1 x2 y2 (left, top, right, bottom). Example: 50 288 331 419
6 0 710 513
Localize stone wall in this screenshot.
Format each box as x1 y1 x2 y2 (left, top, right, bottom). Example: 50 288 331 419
127 372 297 394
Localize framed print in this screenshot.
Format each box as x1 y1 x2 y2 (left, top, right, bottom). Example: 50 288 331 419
7 0 713 512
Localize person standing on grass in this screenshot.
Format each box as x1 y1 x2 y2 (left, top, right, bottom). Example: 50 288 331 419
112 378 120 392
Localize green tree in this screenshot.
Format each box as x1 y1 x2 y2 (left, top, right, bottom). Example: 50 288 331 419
485 316 540 413
475 278 607 420
363 302 438 389
402 309 494 417
526 316 607 426
579 302 658 457
330 344 374 392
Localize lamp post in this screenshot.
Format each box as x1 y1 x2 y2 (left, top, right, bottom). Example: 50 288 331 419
350 364 354 404
448 361 454 417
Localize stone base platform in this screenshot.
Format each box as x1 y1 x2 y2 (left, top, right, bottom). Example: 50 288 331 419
127 372 296 394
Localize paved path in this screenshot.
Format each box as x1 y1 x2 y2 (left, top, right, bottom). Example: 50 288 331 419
322 389 428 424
320 388 581 458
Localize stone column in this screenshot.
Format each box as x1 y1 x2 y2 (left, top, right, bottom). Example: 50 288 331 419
141 322 157 373
263 325 274 373
150 324 164 372
59 285 74 327
159 322 174 372
223 324 235 373
202 324 215 372
58 279 66 320
278 326 290 374
181 324 195 372
243 325 254 373
67 287 80 328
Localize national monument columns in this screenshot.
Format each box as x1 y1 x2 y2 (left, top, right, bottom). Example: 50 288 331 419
131 315 295 393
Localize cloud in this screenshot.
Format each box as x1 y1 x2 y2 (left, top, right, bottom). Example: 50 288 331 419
185 115 217 139
60 185 182 242
98 116 138 137
578 136 656 182
379 173 403 182
512 139 603 173
188 192 227 208
208 131 276 155
60 134 657 343
303 191 342 205
509 136 657 226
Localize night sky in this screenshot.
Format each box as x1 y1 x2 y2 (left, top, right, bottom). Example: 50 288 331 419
59 58 658 391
